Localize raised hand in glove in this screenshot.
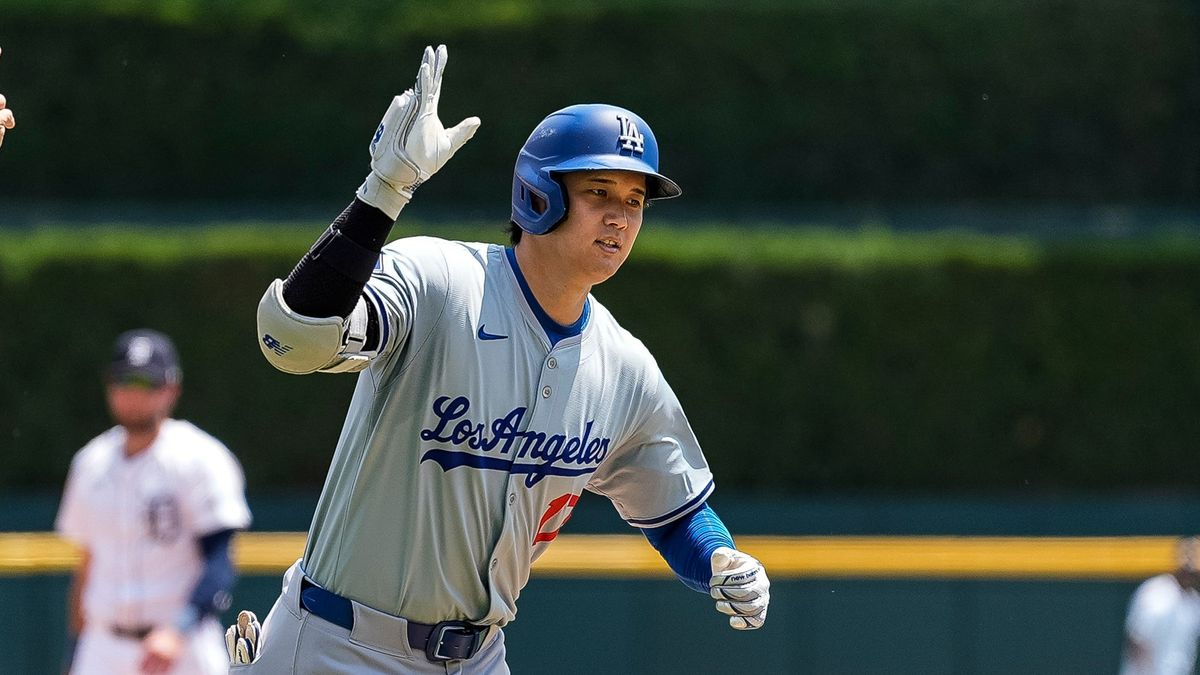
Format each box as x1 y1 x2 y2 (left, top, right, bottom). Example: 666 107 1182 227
357 44 482 219
225 610 261 665
710 547 770 630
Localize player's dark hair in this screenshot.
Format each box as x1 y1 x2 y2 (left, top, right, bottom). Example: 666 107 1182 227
507 221 522 246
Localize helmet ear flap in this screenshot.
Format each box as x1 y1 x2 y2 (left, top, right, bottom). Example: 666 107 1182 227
517 182 547 215
512 168 567 235
530 190 548 216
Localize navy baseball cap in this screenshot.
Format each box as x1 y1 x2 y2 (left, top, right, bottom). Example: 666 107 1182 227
108 329 181 388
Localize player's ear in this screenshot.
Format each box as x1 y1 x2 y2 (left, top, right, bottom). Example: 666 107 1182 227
160 383 183 411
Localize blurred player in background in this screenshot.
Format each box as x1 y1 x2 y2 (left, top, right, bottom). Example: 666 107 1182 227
228 44 769 672
56 329 253 674
1120 536 1200 675
0 46 14 149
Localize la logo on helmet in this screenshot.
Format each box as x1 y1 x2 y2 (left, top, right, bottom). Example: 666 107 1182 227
616 114 644 154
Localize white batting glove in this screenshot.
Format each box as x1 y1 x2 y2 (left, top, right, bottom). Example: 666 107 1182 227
710 546 770 630
356 44 481 220
224 610 261 665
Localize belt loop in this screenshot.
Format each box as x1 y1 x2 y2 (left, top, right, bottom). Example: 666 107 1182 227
348 598 413 658
283 559 307 618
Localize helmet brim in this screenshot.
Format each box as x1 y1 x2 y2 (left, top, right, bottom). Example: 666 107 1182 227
546 155 682 200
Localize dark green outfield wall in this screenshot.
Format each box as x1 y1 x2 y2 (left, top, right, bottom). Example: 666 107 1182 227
0 574 1139 675
4 493 1182 675
0 0 1197 204
2 493 1189 673
5 227 1200 493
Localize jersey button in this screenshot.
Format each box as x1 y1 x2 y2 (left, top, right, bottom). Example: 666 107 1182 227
541 386 552 398
547 357 558 369
508 493 516 505
490 559 499 570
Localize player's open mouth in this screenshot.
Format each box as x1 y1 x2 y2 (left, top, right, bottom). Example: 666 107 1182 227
596 238 621 253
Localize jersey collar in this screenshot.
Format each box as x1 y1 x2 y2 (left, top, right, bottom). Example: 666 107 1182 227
504 247 590 348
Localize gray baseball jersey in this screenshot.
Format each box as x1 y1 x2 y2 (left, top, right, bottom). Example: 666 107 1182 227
301 236 714 627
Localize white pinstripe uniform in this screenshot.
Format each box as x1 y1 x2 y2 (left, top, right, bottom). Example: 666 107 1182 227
57 419 252 675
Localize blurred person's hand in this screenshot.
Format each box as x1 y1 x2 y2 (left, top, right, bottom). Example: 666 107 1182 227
139 626 184 674
0 47 14 149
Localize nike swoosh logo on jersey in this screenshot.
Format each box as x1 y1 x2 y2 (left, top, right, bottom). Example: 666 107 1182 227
477 325 508 341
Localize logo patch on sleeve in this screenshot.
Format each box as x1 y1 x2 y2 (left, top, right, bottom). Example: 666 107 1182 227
261 334 293 356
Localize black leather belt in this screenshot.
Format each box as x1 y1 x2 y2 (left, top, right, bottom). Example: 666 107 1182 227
110 624 153 640
299 578 489 662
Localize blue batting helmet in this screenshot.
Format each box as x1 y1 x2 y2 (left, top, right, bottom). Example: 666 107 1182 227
511 104 682 235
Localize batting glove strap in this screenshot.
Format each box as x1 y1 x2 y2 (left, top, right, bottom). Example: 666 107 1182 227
709 546 770 630
356 173 411 222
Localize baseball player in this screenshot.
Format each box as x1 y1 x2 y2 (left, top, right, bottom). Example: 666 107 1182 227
1120 537 1200 675
0 46 14 149
56 329 253 674
233 44 769 673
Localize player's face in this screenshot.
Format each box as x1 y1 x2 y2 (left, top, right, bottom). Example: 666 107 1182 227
537 170 647 287
106 382 180 433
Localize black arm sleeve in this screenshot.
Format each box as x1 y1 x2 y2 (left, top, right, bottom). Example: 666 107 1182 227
281 198 396 318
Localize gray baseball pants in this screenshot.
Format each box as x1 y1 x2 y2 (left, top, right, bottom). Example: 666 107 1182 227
230 560 509 674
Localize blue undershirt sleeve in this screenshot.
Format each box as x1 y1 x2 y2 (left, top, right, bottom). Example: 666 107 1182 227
182 528 238 627
642 502 735 594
